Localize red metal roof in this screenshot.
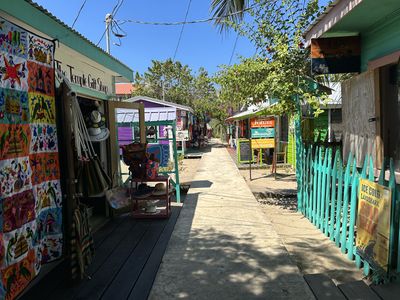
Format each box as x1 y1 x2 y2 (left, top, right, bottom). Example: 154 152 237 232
115 83 135 95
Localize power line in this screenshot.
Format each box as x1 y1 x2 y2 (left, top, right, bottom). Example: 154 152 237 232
173 0 192 60
71 0 88 28
117 2 260 26
228 34 239 65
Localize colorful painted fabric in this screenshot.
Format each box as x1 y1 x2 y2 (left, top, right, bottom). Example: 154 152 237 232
70 205 94 280
147 144 169 167
0 17 62 300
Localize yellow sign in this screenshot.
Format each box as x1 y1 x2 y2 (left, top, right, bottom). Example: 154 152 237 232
356 179 392 271
251 138 275 149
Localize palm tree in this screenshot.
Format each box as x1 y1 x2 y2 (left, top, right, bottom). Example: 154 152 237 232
210 0 248 30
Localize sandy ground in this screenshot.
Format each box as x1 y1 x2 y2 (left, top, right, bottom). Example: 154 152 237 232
239 166 364 284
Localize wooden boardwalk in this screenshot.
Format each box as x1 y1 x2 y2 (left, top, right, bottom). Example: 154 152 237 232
21 205 181 300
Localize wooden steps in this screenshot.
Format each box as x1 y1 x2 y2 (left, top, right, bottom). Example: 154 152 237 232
304 273 400 300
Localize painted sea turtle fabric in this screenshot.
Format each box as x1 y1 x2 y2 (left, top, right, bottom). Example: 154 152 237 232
0 17 62 300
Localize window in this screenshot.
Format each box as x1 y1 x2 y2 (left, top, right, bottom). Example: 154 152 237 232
280 115 289 142
330 109 342 123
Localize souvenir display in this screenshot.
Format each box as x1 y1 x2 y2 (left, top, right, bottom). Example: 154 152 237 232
0 17 62 300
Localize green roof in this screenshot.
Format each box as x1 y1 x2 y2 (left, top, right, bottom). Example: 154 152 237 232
0 0 133 81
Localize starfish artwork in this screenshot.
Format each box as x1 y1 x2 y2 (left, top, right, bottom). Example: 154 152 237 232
2 55 23 88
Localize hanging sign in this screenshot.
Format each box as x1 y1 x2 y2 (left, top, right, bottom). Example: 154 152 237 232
251 138 275 149
311 36 361 74
250 117 274 128
176 130 189 141
356 179 392 272
251 128 274 138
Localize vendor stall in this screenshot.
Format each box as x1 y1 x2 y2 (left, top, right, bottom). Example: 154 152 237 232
116 107 182 204
124 96 194 156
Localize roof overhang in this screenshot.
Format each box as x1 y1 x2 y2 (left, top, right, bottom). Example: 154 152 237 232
304 0 400 46
304 0 363 46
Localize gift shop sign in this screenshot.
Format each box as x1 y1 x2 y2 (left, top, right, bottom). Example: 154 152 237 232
250 117 274 128
251 138 275 149
54 46 114 95
55 59 109 93
356 179 392 272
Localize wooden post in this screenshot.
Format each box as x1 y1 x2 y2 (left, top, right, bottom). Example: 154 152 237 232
172 121 181 203
248 118 252 181
58 83 77 282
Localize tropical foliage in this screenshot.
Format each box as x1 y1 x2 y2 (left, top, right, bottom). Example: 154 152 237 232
212 0 332 116
132 59 229 122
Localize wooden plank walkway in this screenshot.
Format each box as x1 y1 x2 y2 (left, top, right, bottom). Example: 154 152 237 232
20 205 181 300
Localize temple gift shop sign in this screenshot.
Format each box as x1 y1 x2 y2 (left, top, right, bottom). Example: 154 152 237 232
311 36 361 74
251 138 275 149
356 179 392 272
250 117 274 128
251 127 274 138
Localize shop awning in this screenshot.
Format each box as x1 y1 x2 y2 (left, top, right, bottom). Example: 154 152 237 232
117 107 176 123
226 102 276 122
125 96 194 114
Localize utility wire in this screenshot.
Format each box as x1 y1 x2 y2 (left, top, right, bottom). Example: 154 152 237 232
117 2 261 26
71 0 88 28
173 0 192 60
228 34 239 65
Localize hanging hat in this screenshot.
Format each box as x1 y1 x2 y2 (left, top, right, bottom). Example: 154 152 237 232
86 110 110 142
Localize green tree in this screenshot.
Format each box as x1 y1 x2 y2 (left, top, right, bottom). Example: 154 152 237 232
132 59 194 106
133 60 227 121
213 0 330 116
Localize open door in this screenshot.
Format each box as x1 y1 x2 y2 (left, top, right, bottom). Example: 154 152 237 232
107 101 146 186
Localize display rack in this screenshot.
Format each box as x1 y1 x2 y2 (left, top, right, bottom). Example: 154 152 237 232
130 176 172 219
118 119 181 203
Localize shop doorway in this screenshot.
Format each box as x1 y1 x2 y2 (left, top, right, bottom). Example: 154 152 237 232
108 101 146 185
380 63 400 171
115 108 142 183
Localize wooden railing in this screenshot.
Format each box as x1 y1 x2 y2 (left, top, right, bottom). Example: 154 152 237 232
297 145 400 282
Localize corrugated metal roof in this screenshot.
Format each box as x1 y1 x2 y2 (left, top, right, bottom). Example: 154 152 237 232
125 95 194 113
117 107 176 123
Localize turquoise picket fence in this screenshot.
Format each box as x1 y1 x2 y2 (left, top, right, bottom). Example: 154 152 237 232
297 145 400 282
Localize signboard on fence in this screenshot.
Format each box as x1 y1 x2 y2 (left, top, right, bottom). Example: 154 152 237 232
250 117 274 128
251 127 275 138
237 139 253 163
251 138 275 149
176 130 189 141
356 179 392 272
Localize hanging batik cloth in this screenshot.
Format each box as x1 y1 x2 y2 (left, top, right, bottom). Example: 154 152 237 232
0 17 62 300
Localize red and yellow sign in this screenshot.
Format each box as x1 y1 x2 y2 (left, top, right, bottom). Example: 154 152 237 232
250 117 274 128
356 179 392 271
251 138 275 149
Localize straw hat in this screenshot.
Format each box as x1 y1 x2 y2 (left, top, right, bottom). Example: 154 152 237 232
152 183 167 196
86 110 109 142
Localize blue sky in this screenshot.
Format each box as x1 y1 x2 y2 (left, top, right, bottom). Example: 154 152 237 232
33 0 256 76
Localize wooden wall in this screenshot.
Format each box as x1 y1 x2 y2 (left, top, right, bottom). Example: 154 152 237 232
342 70 377 167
